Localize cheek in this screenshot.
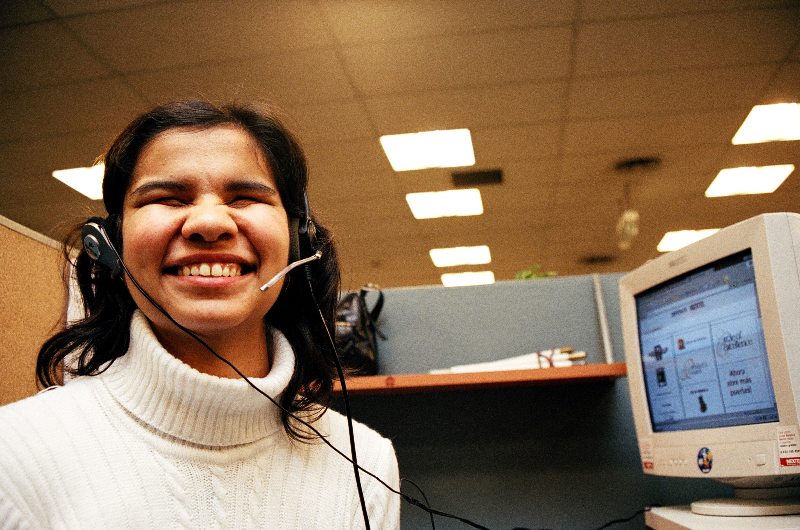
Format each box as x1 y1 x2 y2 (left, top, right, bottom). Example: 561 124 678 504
245 211 291 259
121 215 175 267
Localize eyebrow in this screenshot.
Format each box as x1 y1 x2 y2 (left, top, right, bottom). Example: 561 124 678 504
128 179 279 198
224 181 279 196
127 180 189 198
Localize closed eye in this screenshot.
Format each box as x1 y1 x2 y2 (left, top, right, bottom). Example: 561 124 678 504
228 195 263 208
152 196 187 207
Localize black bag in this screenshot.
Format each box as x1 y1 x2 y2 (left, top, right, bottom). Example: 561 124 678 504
334 284 385 375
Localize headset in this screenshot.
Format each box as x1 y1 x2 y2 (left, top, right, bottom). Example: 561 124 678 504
80 194 490 530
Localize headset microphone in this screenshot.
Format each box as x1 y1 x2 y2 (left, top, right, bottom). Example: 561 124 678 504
259 251 322 292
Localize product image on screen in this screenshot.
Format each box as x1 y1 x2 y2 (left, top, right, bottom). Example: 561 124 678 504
635 249 778 433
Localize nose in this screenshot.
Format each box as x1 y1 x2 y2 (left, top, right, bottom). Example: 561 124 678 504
182 201 237 243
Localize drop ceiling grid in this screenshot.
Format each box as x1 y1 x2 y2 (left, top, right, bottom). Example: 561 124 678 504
60 1 336 74
318 0 579 44
0 20 111 93
124 48 357 109
573 7 800 76
0 0 796 288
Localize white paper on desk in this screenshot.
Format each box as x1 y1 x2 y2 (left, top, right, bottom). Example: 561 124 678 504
429 354 586 374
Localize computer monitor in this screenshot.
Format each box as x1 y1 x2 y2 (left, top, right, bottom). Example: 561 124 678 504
619 212 800 516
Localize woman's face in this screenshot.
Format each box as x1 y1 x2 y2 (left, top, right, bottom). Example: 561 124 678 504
121 125 290 340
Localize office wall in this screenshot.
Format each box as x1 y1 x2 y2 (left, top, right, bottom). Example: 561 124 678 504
0 216 65 406
335 277 729 529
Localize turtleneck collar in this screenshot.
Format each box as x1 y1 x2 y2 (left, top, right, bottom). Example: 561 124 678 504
98 310 295 447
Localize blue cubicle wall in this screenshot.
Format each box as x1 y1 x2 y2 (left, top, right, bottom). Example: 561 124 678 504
334 274 729 529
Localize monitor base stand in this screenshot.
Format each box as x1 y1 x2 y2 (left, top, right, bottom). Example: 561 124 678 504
691 487 800 516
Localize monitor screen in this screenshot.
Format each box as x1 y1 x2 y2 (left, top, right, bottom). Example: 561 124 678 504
635 249 779 433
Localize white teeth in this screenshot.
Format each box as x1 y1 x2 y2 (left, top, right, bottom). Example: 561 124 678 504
177 263 242 277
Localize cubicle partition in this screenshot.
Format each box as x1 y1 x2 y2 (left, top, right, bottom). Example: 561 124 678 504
335 276 729 529
0 215 65 406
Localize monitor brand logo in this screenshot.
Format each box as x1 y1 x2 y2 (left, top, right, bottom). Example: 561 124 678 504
697 447 713 473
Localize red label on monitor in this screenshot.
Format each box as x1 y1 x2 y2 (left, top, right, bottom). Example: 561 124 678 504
781 457 800 466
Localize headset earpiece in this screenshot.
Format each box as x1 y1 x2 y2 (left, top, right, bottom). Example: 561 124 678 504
81 217 122 277
292 191 318 262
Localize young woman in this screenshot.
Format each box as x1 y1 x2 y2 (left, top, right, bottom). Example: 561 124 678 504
0 100 400 529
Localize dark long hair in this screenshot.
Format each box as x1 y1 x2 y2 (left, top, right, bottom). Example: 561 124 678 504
36 100 341 440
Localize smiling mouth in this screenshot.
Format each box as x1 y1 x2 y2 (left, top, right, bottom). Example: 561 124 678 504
166 262 254 277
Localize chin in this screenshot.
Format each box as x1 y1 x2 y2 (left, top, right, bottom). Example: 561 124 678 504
146 306 265 338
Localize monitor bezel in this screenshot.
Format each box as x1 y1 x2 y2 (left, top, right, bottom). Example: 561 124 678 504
620 214 800 468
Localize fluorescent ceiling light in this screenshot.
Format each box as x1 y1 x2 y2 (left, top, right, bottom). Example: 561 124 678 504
406 189 483 219
705 165 794 197
732 103 800 144
380 129 475 171
657 229 720 252
441 271 495 287
52 163 105 200
430 245 491 267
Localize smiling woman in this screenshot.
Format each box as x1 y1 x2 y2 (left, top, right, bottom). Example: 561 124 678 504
0 100 400 529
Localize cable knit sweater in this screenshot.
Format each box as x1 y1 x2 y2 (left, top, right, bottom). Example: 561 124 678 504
0 311 400 529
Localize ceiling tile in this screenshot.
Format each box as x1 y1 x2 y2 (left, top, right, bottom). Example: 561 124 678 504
569 64 775 119
575 8 800 76
721 141 800 169
126 49 355 108
0 129 115 188
0 78 147 142
559 145 727 190
42 0 165 16
322 0 576 44
64 0 333 73
0 1 54 27
321 199 420 240
364 82 566 133
341 27 572 95
761 61 800 102
287 100 375 144
473 124 562 164
562 109 749 155
0 21 111 93
304 141 399 204
581 0 793 21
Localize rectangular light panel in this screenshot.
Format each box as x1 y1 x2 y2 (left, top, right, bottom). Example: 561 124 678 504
406 189 483 219
732 103 800 144
657 229 720 252
441 271 495 287
430 245 491 267
380 129 475 171
705 165 794 197
52 164 105 200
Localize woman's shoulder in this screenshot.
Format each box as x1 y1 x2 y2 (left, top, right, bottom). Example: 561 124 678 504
320 408 397 462
0 379 104 449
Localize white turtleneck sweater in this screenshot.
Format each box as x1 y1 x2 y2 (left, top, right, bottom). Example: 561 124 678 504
0 311 400 529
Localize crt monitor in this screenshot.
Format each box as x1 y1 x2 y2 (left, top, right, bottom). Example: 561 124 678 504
619 212 800 516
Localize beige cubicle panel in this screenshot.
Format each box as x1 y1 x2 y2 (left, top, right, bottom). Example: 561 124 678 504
0 216 66 406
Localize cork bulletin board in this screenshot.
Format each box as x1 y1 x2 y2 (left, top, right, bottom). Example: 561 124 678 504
0 216 66 406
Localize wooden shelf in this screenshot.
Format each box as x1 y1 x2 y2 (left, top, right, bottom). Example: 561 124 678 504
333 362 627 396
